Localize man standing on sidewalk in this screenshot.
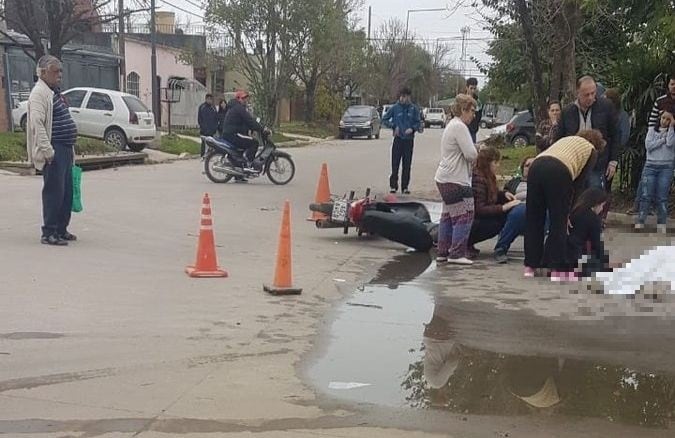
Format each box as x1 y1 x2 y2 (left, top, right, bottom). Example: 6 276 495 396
27 55 78 246
465 78 483 143
381 86 422 194
198 93 218 157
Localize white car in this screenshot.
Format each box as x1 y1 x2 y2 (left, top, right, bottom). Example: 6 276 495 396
424 108 446 128
63 87 156 152
12 100 27 131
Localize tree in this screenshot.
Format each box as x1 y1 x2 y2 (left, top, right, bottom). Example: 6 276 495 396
207 0 295 126
0 0 145 60
287 0 359 122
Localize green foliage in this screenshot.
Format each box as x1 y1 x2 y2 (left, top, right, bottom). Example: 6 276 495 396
280 121 335 139
314 84 347 124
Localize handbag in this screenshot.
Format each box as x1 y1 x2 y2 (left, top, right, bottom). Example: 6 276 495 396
72 165 83 213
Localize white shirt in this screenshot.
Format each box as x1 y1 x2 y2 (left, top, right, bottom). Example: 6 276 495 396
434 117 478 185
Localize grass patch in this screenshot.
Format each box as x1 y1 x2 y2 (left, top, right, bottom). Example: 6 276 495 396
173 128 200 137
499 145 537 177
280 122 335 139
159 134 200 155
271 132 294 143
0 132 116 161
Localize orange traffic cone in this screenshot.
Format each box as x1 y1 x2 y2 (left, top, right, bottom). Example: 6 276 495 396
307 162 331 221
264 200 302 295
186 193 228 278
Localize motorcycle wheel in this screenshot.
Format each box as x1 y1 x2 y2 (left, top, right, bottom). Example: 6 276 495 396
266 153 295 185
204 152 234 183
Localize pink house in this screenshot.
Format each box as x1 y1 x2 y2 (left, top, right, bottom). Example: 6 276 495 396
124 37 195 127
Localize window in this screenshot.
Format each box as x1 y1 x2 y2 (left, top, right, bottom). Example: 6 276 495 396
122 96 149 113
126 72 140 98
86 92 114 111
63 90 86 108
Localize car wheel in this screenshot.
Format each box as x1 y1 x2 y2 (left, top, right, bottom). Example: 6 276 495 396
128 143 146 152
104 128 127 150
368 129 373 140
512 135 529 148
20 115 27 132
480 121 488 129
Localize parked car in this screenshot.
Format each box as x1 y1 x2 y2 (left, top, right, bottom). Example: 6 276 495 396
63 87 156 152
338 105 381 140
502 110 535 147
424 108 446 128
12 100 27 131
479 114 502 129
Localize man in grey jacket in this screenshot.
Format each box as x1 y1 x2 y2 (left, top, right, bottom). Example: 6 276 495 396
27 55 78 246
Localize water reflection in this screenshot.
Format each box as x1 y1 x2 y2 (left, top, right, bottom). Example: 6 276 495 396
405 296 675 428
368 252 432 289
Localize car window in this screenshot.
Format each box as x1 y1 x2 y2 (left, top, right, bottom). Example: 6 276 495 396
63 90 87 108
86 92 114 111
429 109 444 113
344 107 371 117
122 96 149 113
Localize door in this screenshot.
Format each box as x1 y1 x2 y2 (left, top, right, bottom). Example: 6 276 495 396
79 91 115 138
62 89 88 132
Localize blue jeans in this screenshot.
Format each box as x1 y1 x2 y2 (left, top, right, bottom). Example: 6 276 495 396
495 203 526 253
41 144 74 237
638 163 674 225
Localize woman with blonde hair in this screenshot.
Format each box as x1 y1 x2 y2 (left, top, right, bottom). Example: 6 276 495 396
434 94 478 265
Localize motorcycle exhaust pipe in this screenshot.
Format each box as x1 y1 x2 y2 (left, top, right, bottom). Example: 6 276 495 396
315 219 348 229
214 164 245 177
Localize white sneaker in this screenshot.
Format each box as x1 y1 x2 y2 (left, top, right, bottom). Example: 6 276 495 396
436 256 448 263
657 224 667 234
447 257 474 265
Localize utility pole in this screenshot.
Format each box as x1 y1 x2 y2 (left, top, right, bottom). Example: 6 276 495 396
118 0 126 92
460 26 470 78
367 6 371 41
150 0 159 125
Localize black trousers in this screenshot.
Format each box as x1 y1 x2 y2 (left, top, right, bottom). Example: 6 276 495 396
390 137 414 191
469 216 505 246
223 133 258 162
524 157 573 270
42 145 74 238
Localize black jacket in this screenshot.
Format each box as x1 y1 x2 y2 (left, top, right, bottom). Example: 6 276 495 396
467 93 482 138
217 105 228 134
221 99 263 136
552 98 618 171
567 207 610 274
198 102 219 136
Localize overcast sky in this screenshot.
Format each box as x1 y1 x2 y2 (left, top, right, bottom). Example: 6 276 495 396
156 0 492 85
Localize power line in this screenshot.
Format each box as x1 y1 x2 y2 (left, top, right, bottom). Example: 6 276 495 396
159 0 204 19
181 0 204 10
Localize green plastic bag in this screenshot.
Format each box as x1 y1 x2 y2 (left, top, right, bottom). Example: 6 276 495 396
72 165 83 213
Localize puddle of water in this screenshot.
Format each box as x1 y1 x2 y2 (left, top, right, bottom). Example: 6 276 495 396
310 254 675 429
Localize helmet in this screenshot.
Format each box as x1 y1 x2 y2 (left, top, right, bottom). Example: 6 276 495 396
235 90 250 100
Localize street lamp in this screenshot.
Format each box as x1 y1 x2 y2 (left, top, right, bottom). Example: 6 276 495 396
405 8 448 41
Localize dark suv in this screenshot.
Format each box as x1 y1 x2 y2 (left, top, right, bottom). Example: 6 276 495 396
504 111 536 147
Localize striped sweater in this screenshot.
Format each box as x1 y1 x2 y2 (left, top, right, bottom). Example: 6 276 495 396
537 136 595 180
51 89 78 145
648 94 675 127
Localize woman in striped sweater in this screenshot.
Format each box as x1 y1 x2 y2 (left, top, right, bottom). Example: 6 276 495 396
524 130 605 281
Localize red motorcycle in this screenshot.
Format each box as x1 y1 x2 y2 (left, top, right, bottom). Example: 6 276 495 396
309 189 438 252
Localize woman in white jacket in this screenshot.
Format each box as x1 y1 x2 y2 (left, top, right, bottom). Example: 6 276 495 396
434 95 479 265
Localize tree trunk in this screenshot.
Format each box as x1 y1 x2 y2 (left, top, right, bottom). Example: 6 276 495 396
560 0 580 103
304 77 317 123
514 0 547 124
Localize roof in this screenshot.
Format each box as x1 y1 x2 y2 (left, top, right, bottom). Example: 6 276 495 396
66 86 139 99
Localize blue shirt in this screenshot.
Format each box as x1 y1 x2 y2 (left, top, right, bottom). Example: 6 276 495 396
381 102 421 140
51 89 78 145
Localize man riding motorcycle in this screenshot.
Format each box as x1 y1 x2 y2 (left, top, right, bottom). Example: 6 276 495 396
220 90 269 172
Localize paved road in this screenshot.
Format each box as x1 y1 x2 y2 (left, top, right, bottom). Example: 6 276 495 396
1 127 674 437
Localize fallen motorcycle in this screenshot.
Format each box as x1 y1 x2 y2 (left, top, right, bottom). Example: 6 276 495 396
201 130 296 185
309 190 439 252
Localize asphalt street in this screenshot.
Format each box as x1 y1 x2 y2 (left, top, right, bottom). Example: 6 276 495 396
2 127 674 437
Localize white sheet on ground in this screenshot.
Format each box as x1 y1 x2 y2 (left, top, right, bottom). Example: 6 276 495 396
595 245 675 295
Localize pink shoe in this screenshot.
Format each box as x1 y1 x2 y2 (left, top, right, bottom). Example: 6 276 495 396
551 271 578 282
523 267 535 278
